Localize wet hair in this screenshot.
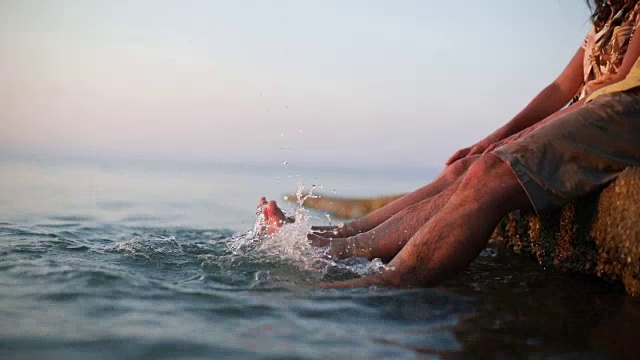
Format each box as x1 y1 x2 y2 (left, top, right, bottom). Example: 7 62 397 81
586 0 636 28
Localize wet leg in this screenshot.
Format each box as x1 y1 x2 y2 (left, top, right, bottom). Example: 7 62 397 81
314 176 463 261
321 154 533 288
312 155 479 238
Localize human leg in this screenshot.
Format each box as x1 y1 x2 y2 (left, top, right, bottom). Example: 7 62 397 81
321 154 532 288
321 91 640 288
311 155 480 238
310 176 464 262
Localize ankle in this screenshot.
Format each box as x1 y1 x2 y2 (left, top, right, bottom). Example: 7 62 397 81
341 221 364 237
338 235 371 259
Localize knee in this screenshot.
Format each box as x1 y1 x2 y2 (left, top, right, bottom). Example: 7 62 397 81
461 154 508 186
459 154 531 214
444 155 478 182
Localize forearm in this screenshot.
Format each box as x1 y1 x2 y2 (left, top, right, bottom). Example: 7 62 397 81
486 98 587 152
492 83 576 140
538 98 586 127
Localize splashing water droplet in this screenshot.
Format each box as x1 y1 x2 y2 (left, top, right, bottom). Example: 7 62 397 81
224 181 386 283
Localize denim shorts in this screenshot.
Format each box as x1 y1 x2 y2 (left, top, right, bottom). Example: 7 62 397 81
492 90 640 214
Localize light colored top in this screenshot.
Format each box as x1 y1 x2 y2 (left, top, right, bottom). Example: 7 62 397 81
586 56 640 102
579 2 640 100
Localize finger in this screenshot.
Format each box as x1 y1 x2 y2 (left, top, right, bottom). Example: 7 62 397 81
446 153 460 165
446 149 468 165
446 153 462 165
446 150 462 165
468 146 482 156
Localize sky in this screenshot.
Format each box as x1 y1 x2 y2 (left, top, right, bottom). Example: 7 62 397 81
1 0 592 169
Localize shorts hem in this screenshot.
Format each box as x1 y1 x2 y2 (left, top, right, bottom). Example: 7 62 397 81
491 148 564 216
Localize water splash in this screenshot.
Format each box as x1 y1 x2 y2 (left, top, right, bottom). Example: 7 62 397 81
227 181 321 268
105 182 386 283
225 181 386 280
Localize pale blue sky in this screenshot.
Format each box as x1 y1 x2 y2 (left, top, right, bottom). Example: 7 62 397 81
2 0 592 168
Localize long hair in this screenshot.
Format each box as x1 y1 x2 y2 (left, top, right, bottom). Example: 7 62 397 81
586 0 636 28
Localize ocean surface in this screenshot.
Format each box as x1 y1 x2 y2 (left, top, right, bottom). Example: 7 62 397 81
1 156 639 359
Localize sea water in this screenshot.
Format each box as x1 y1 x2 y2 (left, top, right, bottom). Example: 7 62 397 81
1 156 639 359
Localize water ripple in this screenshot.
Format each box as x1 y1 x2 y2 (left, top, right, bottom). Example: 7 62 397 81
1 217 637 359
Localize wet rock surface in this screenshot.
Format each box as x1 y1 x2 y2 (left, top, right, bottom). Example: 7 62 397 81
495 167 640 295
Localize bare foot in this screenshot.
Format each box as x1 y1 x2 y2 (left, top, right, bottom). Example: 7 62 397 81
311 225 345 238
257 197 290 234
307 233 332 247
308 232 378 260
310 224 367 239
264 200 288 234
306 233 358 259
255 198 367 260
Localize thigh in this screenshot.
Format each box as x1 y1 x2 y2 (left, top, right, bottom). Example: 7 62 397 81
492 91 640 214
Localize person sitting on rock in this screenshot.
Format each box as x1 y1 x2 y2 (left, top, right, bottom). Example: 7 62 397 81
279 1 640 231
258 0 640 287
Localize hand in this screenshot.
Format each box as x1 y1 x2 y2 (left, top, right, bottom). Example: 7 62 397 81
446 137 494 165
483 141 501 154
483 124 540 154
483 138 511 154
